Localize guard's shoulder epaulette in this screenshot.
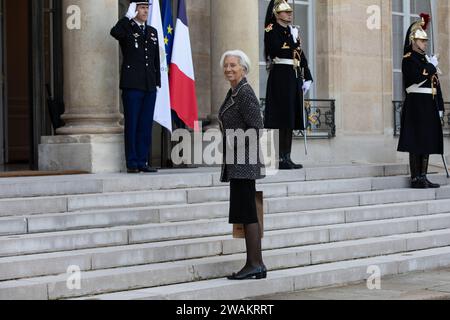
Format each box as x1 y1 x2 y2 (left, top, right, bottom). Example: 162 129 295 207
403 52 412 58
265 24 273 33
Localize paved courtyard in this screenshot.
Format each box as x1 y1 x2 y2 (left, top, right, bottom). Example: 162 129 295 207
252 268 450 300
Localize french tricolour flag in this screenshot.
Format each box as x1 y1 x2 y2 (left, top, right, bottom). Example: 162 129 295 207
169 0 199 130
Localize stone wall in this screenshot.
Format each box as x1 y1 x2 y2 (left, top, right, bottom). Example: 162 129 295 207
186 0 211 121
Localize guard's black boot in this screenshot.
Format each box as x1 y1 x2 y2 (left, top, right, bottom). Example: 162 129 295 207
410 154 427 189
411 176 428 189
279 154 294 170
421 155 440 189
139 166 158 173
285 153 303 170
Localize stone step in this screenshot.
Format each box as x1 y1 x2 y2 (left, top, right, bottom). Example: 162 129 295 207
0 164 409 200
0 189 189 218
0 168 423 219
78 245 450 300
0 172 213 200
0 173 443 222
160 186 448 223
2 181 449 237
130 200 450 244
2 229 450 300
1 185 449 257
2 210 450 279
188 174 448 204
1 195 447 258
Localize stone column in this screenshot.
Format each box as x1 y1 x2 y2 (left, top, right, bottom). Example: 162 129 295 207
209 0 260 126
436 0 450 101
39 0 125 173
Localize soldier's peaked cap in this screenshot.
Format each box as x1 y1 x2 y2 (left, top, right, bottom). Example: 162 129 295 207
130 1 149 5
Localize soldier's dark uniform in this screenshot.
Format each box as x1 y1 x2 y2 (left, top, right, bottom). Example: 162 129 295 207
110 1 161 172
264 22 313 130
397 15 445 188
264 0 313 170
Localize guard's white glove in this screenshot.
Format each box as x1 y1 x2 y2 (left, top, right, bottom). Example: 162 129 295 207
440 111 444 118
302 80 312 94
426 54 439 68
126 3 138 20
289 25 299 43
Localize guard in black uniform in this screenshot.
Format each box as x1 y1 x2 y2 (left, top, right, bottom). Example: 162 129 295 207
111 0 161 173
264 0 313 170
398 14 445 188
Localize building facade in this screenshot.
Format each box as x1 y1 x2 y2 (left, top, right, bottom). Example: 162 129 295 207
1 0 449 172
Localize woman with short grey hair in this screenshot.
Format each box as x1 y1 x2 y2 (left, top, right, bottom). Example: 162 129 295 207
218 49 267 280
220 50 252 75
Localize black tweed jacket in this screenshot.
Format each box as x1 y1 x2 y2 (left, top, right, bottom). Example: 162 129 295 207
218 78 265 183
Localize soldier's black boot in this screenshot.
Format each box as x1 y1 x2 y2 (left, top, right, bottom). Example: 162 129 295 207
284 129 302 170
279 153 294 170
410 154 427 189
421 155 440 189
278 129 294 170
285 153 303 170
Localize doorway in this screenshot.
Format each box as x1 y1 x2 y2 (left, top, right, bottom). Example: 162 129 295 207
0 0 60 171
0 0 32 169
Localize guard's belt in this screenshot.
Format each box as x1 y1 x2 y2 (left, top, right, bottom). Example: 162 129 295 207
272 58 300 68
406 80 436 95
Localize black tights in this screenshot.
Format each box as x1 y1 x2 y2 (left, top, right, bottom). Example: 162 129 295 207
237 223 264 274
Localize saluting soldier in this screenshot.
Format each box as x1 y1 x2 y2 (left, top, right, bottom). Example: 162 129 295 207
264 0 313 170
398 14 445 189
111 0 161 173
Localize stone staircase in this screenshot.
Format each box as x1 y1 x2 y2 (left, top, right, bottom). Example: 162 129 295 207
1 164 450 300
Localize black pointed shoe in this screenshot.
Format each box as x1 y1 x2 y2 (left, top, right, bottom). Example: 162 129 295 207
227 266 267 280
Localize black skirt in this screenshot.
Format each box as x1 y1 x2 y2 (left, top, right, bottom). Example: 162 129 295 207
229 179 258 224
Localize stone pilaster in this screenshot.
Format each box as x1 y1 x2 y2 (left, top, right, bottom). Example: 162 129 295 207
57 0 123 135
209 0 260 126
39 0 125 173
436 0 450 101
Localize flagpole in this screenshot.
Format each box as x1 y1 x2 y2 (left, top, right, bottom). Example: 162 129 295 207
429 6 449 177
292 0 308 156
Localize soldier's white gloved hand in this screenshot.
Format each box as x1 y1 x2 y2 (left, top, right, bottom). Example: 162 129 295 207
440 111 444 118
289 25 299 43
426 55 439 67
302 80 312 94
126 3 138 20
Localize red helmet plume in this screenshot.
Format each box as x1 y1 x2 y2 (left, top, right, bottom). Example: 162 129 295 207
420 13 431 30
